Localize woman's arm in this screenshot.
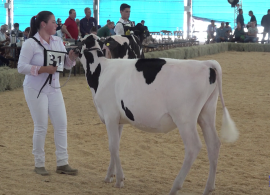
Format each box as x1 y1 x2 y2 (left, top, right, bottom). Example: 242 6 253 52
18 39 57 75
58 37 77 70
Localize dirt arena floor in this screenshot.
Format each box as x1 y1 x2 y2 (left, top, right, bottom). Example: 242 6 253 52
0 51 269 195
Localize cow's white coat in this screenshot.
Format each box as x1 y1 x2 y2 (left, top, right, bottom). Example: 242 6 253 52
80 34 239 195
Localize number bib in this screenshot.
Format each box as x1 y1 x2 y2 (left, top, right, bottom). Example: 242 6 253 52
46 50 66 72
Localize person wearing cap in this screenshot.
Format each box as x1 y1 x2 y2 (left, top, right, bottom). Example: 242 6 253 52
56 18 63 31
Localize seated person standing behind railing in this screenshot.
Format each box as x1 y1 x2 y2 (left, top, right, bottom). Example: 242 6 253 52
244 22 258 42
215 22 228 42
23 27 30 40
231 23 245 42
224 22 232 40
11 23 22 37
97 22 114 38
207 20 216 43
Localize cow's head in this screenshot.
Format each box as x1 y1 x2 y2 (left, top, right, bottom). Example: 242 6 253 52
103 36 130 59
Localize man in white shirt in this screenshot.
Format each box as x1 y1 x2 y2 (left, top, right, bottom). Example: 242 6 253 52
114 3 134 35
0 25 9 44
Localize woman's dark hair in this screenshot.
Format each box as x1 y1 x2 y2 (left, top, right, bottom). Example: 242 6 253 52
29 11 54 38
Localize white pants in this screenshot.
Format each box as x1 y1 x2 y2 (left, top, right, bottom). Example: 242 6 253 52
24 86 69 167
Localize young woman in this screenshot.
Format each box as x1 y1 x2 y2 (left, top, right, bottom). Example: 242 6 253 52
18 11 79 176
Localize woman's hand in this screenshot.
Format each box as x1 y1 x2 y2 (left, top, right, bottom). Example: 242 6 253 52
68 49 79 61
38 66 57 74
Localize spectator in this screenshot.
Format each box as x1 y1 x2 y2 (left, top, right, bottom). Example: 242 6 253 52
230 23 245 42
261 9 270 43
97 22 114 38
56 18 63 31
107 19 115 35
215 22 228 42
206 20 216 43
244 22 258 42
237 9 245 29
55 28 65 41
247 11 257 29
11 23 22 37
114 3 134 35
23 27 30 40
62 9 78 39
80 7 97 38
224 22 232 40
135 20 147 43
0 25 9 44
90 26 98 35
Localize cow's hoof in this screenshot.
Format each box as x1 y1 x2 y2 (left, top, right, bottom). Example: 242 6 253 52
104 176 114 183
203 188 215 195
114 180 124 188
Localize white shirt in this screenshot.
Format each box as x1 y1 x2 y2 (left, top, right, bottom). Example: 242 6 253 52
18 32 75 93
0 31 6 41
114 18 133 35
56 30 63 40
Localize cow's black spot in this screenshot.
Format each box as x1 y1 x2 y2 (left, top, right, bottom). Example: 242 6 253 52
84 51 100 93
209 68 216 84
84 35 96 49
111 42 129 58
122 35 144 58
135 58 166 84
121 100 134 121
97 50 104 57
84 50 94 64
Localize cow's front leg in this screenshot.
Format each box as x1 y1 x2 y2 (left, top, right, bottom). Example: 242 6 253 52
104 124 124 183
105 121 124 187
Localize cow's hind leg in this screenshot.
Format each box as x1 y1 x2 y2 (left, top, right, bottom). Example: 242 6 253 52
198 88 221 195
104 122 124 187
169 121 202 195
104 124 123 183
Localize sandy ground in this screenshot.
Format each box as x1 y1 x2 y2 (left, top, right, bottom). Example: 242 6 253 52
0 51 269 195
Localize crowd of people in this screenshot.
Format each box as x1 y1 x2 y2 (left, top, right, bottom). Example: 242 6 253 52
0 3 148 66
54 4 148 42
207 9 270 44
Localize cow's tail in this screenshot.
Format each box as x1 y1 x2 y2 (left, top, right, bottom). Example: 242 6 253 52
211 60 239 143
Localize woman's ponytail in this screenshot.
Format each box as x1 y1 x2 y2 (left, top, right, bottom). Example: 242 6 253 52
28 11 53 38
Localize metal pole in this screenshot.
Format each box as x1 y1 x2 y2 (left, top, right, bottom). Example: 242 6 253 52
187 0 191 39
93 0 99 25
8 0 11 30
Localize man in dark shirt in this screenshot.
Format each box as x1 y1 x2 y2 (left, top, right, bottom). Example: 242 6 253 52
247 11 257 29
80 7 97 38
261 9 270 43
236 9 245 29
231 23 245 42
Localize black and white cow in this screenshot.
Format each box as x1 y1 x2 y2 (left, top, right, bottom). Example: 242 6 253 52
80 34 144 59
103 35 144 59
79 34 239 195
